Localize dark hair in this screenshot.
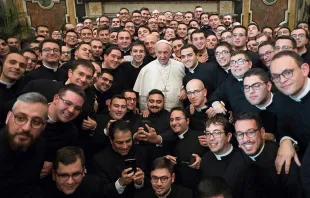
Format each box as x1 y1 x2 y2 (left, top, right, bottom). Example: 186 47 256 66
258 40 274 51
171 37 185 45
65 29 78 38
231 50 250 61
189 19 199 25
262 26 273 33
221 30 232 36
101 68 114 78
234 112 263 129
97 26 110 33
80 27 92 33
206 116 233 135
170 107 189 119
110 94 127 106
71 59 95 75
132 10 141 15
104 46 122 57
75 42 91 51
137 25 151 33
200 12 209 21
21 48 38 59
140 7 149 12
124 21 135 26
131 41 146 52
117 30 131 39
2 52 24 66
184 11 194 18
292 27 309 39
53 146 85 170
99 15 110 22
208 13 219 19
148 89 165 99
108 119 132 140
181 44 198 54
271 50 304 68
198 177 233 198
151 157 174 174
35 24 49 33
232 25 248 35
216 42 233 53
276 36 297 49
120 7 129 13
190 29 206 41
58 84 86 101
248 22 260 31
297 21 309 30
39 38 61 53
278 27 291 34
243 68 270 82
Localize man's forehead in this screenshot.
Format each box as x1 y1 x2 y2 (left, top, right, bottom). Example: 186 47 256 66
275 39 293 46
270 56 296 71
231 54 246 60
192 33 205 38
259 45 273 53
125 92 136 97
244 75 261 84
181 47 194 55
109 50 122 56
7 53 26 62
233 28 246 34
112 98 126 105
216 46 229 52
148 94 163 100
186 81 203 91
102 72 113 79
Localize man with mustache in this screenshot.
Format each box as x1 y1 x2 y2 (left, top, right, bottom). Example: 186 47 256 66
234 113 303 198
133 89 171 160
0 92 48 198
134 157 193 198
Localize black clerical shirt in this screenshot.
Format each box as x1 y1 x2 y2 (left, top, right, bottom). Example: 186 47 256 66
120 61 147 89
200 147 257 198
0 128 46 198
134 184 193 198
92 145 148 198
183 62 226 97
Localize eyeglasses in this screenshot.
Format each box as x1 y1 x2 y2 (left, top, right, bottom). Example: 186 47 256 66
235 129 259 140
170 117 186 122
275 45 293 51
55 171 83 181
215 50 230 57
30 47 39 51
100 76 113 84
230 58 249 66
11 112 46 129
151 176 169 183
186 88 204 97
204 130 225 138
291 34 306 39
59 97 83 112
221 35 232 41
270 68 295 83
259 51 274 59
125 97 137 102
42 48 60 53
242 82 267 92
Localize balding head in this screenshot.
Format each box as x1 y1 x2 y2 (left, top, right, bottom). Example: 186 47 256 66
186 79 207 108
144 34 159 56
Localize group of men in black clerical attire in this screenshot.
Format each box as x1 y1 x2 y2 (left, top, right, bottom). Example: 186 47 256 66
3 5 310 198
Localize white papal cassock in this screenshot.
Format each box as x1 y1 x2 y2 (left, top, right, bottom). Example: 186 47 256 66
134 59 185 111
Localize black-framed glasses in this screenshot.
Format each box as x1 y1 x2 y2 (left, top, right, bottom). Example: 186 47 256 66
11 112 46 129
230 58 249 66
42 48 60 53
215 50 230 57
100 76 113 84
235 129 259 140
186 88 204 97
291 34 306 39
170 117 186 122
242 82 267 92
259 51 274 59
151 176 170 183
55 171 83 181
222 35 232 41
59 97 83 112
204 130 225 139
270 68 295 83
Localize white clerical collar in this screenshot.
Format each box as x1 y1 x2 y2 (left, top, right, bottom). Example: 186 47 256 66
47 114 57 124
178 128 189 139
249 142 265 161
256 93 273 110
225 68 230 73
290 78 310 102
93 84 102 93
214 144 233 160
156 59 171 67
0 79 15 88
235 77 243 82
43 64 57 72
157 188 171 198
195 105 208 112
188 62 199 73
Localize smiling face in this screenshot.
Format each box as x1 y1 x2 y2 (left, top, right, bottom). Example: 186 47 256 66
243 75 271 106
170 110 189 135
191 32 206 51
131 44 146 63
75 44 92 60
215 46 231 69
1 53 27 83
235 119 265 156
258 44 275 67
205 123 231 155
109 98 127 120
186 79 207 108
95 72 113 92
230 53 252 79
181 47 198 69
117 31 132 50
147 94 164 113
151 168 175 196
68 65 94 90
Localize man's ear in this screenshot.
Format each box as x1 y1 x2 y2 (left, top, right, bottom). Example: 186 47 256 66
5 111 12 125
301 63 310 77
171 173 175 183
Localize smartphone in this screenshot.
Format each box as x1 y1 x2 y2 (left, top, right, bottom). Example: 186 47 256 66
124 158 137 174
140 120 151 132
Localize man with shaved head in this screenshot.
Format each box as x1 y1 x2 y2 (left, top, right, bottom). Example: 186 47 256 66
143 34 160 64
134 40 186 110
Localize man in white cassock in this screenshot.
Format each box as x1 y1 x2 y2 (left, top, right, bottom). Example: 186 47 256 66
134 40 186 111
